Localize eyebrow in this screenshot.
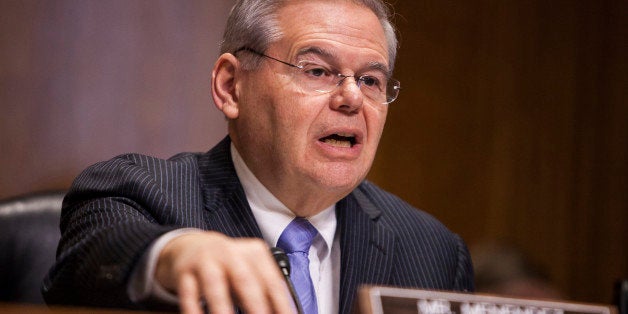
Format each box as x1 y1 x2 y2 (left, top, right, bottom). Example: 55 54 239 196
295 46 336 60
366 61 391 77
295 46 391 76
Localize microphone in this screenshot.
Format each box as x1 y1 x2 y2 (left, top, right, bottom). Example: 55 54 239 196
270 247 304 314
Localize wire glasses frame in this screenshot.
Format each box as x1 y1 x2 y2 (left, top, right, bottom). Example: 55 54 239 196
234 47 401 105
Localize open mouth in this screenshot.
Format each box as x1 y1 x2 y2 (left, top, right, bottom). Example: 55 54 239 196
319 133 357 148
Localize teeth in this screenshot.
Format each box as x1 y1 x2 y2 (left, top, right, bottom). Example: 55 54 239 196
323 138 352 148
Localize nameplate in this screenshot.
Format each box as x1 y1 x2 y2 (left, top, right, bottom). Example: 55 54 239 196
358 286 616 314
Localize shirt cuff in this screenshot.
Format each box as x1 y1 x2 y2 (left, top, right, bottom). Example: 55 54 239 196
127 228 203 305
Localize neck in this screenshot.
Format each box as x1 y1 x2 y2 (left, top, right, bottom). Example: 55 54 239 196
271 185 344 217
230 140 349 217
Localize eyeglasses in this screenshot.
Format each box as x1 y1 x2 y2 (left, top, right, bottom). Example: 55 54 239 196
234 47 401 105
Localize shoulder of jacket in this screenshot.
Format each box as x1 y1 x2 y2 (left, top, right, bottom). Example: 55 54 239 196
356 180 455 236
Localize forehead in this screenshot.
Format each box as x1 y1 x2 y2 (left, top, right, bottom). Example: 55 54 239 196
272 1 389 66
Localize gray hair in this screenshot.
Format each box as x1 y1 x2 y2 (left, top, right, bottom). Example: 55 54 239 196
220 0 398 73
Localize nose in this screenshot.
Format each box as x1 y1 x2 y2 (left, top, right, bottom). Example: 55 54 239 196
330 76 364 114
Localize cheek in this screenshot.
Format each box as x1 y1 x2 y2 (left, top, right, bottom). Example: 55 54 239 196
367 105 388 144
277 96 321 136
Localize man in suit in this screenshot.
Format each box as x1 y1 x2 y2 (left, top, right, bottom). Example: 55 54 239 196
43 0 474 313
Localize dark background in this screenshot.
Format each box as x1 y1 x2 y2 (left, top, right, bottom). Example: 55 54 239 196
1 0 626 305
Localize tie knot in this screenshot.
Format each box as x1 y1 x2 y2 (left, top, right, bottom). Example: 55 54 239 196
277 218 318 254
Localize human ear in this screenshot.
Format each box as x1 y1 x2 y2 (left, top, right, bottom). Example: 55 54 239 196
211 53 240 119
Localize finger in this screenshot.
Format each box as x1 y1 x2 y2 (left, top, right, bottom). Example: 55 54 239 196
227 252 273 314
254 246 296 313
263 265 295 313
178 273 203 314
242 241 294 312
199 263 235 314
230 239 294 314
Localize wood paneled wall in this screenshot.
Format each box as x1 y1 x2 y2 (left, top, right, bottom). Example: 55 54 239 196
0 0 231 198
1 0 625 306
370 0 627 304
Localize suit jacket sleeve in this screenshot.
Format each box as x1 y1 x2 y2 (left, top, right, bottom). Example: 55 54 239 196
452 233 475 292
42 152 205 309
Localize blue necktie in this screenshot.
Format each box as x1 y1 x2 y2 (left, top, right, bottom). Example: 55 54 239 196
277 218 319 314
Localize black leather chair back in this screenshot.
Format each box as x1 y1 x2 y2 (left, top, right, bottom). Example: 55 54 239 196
0 191 64 304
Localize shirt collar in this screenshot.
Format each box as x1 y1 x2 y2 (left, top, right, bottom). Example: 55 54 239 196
230 143 336 253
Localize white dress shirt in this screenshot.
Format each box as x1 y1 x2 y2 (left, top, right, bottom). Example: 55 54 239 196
231 143 340 314
129 144 341 313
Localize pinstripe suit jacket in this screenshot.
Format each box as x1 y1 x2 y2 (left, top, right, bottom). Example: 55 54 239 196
43 136 473 313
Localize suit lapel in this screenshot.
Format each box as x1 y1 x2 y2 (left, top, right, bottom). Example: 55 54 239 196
337 187 396 313
197 137 395 312
197 136 262 238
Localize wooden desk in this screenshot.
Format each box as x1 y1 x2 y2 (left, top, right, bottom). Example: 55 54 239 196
0 303 169 313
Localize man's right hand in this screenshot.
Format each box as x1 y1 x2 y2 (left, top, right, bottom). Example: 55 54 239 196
155 231 296 314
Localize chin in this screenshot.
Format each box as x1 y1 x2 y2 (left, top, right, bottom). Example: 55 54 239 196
312 164 368 193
